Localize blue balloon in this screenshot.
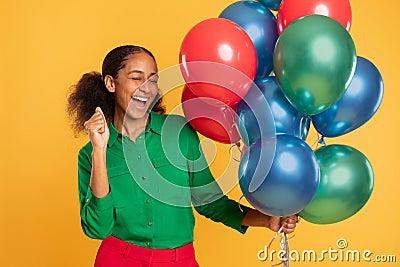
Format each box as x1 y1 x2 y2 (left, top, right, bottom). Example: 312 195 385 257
257 0 282 11
239 135 320 217
312 56 384 137
219 1 278 79
237 76 310 146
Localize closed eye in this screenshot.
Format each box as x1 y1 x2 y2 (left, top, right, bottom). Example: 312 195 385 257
149 74 159 83
149 79 158 83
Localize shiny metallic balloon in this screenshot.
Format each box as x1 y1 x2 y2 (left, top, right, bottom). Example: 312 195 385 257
257 0 282 11
299 145 374 224
219 1 278 79
237 76 310 146
276 0 352 34
239 135 320 217
179 18 257 106
274 15 357 115
181 85 241 144
312 56 384 137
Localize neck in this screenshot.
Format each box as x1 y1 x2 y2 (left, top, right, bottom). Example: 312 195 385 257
113 111 150 142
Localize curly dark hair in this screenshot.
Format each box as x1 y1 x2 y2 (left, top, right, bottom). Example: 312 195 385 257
67 45 165 135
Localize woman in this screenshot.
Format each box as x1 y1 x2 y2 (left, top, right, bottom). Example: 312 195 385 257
68 45 298 267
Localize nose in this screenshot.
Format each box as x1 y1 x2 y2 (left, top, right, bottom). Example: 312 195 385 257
138 81 151 93
138 79 158 94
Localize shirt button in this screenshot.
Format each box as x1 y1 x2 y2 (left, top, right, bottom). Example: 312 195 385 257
146 241 151 247
146 199 151 204
138 154 141 160
148 221 153 226
142 176 146 180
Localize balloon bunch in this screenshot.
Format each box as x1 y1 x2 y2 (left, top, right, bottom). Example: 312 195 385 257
179 0 383 225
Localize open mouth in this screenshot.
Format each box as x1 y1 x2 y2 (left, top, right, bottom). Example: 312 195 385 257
131 95 149 108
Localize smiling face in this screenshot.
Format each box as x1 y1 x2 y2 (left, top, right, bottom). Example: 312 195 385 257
106 51 159 122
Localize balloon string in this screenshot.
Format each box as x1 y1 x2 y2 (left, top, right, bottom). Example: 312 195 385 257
268 225 284 248
268 224 290 267
229 142 242 162
311 134 320 149
312 131 326 149
238 195 245 212
318 136 326 147
222 106 241 145
311 124 328 150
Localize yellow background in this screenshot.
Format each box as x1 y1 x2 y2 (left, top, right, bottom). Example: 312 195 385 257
1 0 398 266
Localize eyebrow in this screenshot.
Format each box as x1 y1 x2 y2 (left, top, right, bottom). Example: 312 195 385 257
127 70 158 78
127 70 145 75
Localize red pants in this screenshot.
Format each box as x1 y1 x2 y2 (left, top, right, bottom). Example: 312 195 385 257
94 236 200 267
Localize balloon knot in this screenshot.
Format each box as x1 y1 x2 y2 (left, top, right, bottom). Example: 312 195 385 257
318 137 326 145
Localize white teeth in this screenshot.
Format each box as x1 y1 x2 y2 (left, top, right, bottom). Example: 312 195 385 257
132 96 148 102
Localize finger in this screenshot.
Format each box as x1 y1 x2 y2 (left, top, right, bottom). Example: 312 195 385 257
282 215 299 224
84 119 105 132
85 114 104 129
284 222 297 229
96 107 107 134
282 223 296 234
284 218 297 224
283 227 295 234
87 116 105 126
96 107 107 126
86 126 103 134
288 215 300 224
85 120 105 133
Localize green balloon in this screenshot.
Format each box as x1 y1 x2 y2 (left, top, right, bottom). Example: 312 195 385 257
299 145 374 224
274 15 357 115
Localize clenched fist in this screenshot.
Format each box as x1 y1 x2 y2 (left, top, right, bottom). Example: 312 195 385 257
83 107 110 150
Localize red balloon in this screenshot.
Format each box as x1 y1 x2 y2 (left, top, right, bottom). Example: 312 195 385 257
181 85 241 144
277 0 352 34
179 18 256 106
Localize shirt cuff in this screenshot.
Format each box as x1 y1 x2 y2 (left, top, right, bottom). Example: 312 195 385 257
87 189 114 211
237 205 251 234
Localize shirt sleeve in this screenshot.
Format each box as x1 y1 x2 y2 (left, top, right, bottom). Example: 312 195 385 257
77 145 115 239
184 125 251 234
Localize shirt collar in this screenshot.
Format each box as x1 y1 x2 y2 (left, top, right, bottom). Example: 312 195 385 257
107 111 163 148
146 111 163 136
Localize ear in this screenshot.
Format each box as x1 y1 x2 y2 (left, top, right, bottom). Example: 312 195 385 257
104 75 116 93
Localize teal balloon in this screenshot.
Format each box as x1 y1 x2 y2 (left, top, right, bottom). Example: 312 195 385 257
274 15 357 115
257 0 282 11
299 145 374 224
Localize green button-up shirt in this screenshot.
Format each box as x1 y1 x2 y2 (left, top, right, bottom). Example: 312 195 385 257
78 111 249 249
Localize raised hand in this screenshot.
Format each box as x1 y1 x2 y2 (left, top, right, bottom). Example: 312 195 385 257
83 107 110 150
